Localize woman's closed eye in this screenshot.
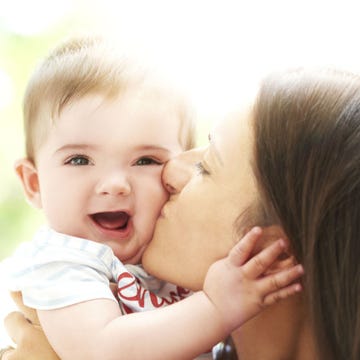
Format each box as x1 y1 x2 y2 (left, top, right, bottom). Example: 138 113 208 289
195 161 210 176
64 154 93 166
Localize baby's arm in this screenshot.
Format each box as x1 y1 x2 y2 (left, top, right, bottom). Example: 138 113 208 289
37 227 303 360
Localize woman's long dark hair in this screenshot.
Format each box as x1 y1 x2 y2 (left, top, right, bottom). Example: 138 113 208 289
253 68 360 359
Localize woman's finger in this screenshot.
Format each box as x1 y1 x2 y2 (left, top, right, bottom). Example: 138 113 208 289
228 227 263 266
241 238 286 278
0 347 15 360
3 311 30 345
3 311 60 360
260 264 304 301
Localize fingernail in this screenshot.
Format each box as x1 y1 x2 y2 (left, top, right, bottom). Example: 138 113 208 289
297 264 304 274
252 226 262 234
278 238 285 248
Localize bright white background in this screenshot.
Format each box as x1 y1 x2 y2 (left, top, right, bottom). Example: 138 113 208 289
2 0 360 120
2 0 360 348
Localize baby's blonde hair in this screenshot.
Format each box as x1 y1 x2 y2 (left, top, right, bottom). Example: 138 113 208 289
23 35 195 162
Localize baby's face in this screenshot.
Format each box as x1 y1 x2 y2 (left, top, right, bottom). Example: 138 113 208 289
31 92 183 264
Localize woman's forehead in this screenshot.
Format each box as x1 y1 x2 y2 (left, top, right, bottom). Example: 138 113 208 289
211 106 253 155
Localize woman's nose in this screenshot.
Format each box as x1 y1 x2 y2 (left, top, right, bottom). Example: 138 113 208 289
162 148 204 194
96 171 131 196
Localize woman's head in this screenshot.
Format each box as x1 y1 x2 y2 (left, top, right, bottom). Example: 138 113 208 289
143 67 360 359
142 106 258 290
253 68 360 359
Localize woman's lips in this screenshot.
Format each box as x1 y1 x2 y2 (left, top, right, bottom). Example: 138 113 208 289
90 211 133 239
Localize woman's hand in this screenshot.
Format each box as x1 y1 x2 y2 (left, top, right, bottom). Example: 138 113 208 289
2 291 59 360
3 310 59 360
2 285 120 360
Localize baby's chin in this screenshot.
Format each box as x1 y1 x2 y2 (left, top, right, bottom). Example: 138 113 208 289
120 249 145 265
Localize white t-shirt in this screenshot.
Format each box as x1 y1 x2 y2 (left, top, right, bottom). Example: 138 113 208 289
4 227 191 314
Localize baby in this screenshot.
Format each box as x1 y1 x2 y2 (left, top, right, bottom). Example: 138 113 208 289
5 36 303 360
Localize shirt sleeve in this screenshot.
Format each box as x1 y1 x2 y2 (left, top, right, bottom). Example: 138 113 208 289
6 228 119 310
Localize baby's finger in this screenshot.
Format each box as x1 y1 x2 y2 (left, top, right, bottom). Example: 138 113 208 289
263 282 302 306
259 264 304 298
228 227 263 266
242 238 286 278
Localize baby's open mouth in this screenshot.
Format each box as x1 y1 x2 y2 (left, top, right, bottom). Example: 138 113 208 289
91 211 130 230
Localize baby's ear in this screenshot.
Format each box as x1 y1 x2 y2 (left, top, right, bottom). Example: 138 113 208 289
14 158 42 209
254 225 297 274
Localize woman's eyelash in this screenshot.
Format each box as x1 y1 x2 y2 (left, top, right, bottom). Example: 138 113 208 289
195 162 210 175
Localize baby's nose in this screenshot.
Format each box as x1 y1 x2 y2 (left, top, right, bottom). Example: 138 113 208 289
96 171 131 196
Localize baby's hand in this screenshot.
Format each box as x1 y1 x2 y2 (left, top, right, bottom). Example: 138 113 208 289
203 227 303 333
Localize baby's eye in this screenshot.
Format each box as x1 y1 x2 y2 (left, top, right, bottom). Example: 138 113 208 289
195 162 210 176
134 157 162 166
64 155 92 166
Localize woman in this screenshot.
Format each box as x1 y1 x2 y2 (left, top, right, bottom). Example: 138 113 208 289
143 67 360 359
4 67 360 359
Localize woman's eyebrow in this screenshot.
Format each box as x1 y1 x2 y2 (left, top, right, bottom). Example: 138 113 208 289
208 133 224 166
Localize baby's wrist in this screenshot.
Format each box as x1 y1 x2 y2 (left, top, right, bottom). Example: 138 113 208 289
198 290 232 335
